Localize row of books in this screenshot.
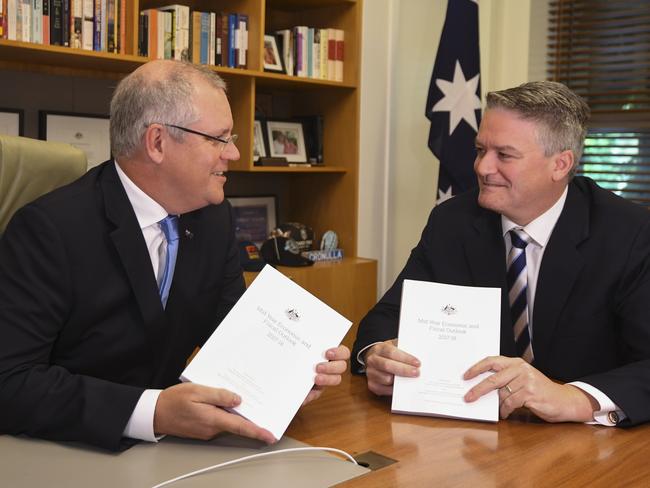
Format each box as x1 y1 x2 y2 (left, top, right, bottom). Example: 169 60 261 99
0 0 127 53
276 27 344 82
138 8 249 68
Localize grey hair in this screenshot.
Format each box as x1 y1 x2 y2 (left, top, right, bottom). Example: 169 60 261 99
486 81 590 177
110 61 227 159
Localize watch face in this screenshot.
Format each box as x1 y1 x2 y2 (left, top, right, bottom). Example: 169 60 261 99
321 230 338 251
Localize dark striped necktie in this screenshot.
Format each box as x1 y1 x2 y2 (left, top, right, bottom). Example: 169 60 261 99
507 229 533 363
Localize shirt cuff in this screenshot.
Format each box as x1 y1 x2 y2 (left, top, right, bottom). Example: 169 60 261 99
569 381 626 426
356 342 383 372
122 389 164 442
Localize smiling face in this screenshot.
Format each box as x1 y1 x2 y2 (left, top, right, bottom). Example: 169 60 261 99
159 79 240 214
474 108 572 226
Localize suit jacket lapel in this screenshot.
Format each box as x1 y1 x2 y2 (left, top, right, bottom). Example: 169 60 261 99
464 209 516 357
101 163 165 341
532 182 589 365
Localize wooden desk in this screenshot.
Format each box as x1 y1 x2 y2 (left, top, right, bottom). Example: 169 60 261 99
288 373 650 487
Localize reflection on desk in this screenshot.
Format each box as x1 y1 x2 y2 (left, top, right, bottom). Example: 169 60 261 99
288 374 650 487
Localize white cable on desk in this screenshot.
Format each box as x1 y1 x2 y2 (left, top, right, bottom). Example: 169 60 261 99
151 446 358 488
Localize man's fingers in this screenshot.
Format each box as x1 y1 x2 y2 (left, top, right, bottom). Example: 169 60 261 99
463 355 510 380
192 384 242 408
325 345 350 361
366 353 419 378
366 368 395 387
316 359 347 375
216 411 276 444
464 364 520 402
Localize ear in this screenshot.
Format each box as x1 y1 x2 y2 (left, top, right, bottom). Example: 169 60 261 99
551 149 574 182
143 124 165 164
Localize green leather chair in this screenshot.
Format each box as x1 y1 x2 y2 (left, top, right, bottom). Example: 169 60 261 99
0 135 87 234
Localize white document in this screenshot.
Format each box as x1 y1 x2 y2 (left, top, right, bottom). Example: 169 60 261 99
180 265 352 440
392 280 501 422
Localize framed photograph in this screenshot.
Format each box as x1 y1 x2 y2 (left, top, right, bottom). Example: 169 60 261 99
39 111 111 170
0 108 24 136
263 34 284 73
253 120 267 161
266 120 307 163
228 195 278 248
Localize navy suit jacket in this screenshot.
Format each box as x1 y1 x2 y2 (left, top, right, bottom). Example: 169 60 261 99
353 177 650 426
0 161 245 450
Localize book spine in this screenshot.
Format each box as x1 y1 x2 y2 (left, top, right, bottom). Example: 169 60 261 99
215 11 222 66
220 12 228 67
162 10 171 59
208 11 215 65
41 0 48 44
69 0 80 48
307 27 313 78
335 29 344 82
327 27 336 81
199 11 208 64
312 28 320 79
227 13 235 68
190 10 200 63
20 0 30 43
118 0 124 53
61 0 68 46
92 0 99 49
319 28 328 80
32 0 43 44
137 10 146 56
0 0 4 39
81 0 91 49
238 13 247 68
50 0 62 45
99 0 106 51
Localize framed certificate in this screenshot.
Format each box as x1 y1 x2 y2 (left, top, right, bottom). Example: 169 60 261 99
228 195 278 247
0 108 24 136
39 111 111 169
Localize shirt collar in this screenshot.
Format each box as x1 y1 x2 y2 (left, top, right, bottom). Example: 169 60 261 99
501 186 569 248
114 161 168 230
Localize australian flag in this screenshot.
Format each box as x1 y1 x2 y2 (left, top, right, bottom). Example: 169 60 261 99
426 0 481 204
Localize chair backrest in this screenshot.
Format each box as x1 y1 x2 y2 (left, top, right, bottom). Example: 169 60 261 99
0 135 87 233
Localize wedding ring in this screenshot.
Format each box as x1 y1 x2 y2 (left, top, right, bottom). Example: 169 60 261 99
505 385 513 394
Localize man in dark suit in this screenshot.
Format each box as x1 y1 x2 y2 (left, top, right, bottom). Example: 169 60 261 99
0 60 349 451
353 81 650 426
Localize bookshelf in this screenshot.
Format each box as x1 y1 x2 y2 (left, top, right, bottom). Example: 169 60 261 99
0 0 375 331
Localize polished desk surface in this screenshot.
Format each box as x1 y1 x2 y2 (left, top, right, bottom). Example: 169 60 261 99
287 373 650 487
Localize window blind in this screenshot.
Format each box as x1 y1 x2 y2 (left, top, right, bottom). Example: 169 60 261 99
548 0 650 205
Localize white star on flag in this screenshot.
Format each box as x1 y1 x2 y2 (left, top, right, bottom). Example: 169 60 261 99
431 60 481 136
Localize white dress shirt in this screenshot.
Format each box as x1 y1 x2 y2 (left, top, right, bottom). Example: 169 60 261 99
358 186 624 426
501 187 623 426
115 161 166 442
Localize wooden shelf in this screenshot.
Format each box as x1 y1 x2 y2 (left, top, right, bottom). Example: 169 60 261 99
0 0 374 329
238 165 347 173
0 40 144 78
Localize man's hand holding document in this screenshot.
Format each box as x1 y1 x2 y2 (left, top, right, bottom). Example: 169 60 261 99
392 280 501 422
181 265 352 440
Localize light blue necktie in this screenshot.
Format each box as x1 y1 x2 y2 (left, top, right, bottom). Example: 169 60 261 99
158 215 179 308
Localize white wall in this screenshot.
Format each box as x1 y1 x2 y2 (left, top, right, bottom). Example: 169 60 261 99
358 0 540 294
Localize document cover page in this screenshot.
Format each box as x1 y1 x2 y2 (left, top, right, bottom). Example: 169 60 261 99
392 279 501 422
181 265 352 439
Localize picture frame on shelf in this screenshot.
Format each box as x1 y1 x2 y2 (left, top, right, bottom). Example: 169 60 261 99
266 120 307 163
228 195 278 248
0 108 24 136
39 111 111 170
253 120 267 162
263 34 284 73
